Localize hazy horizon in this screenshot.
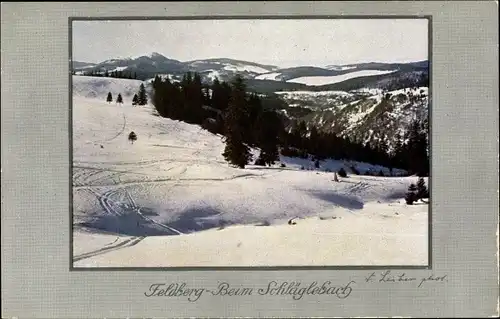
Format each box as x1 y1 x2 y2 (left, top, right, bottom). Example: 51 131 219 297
73 19 429 68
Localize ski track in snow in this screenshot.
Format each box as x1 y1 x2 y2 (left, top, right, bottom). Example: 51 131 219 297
74 236 145 262
75 186 183 261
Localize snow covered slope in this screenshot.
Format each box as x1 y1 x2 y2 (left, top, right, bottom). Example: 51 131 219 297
72 76 428 268
298 86 429 149
73 76 146 100
287 70 397 86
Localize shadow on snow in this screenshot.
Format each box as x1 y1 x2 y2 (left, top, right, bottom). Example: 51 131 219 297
77 204 229 237
305 190 364 210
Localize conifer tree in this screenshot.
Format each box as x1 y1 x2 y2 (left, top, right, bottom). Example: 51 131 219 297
128 131 137 144
245 93 264 146
132 94 138 106
405 183 418 205
406 119 429 176
255 110 281 166
116 93 123 104
137 83 148 105
222 74 252 168
416 177 429 201
308 126 321 158
106 92 113 104
188 73 205 124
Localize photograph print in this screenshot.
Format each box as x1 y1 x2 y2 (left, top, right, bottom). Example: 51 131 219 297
71 18 430 268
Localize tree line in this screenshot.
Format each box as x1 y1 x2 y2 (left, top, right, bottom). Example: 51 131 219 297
151 72 429 176
76 69 137 80
282 116 429 176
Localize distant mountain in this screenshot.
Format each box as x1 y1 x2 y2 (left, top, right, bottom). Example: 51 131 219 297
73 52 428 93
78 52 187 80
73 53 278 82
72 61 96 69
72 53 429 152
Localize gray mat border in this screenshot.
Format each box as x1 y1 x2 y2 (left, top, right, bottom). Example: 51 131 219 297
2 2 498 318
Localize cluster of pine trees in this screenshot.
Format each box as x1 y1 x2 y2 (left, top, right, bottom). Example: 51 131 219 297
78 69 137 80
151 73 283 168
405 177 429 205
132 84 148 106
151 72 429 175
282 117 429 176
106 92 123 104
105 83 148 106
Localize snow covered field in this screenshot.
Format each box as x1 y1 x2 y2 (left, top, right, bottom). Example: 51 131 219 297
254 72 282 81
287 70 397 86
72 76 428 268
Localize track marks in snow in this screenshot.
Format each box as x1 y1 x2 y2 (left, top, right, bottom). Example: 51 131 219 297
73 171 265 188
102 110 127 143
73 236 145 262
74 187 184 262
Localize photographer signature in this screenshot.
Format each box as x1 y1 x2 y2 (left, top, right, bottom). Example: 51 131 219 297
365 270 448 288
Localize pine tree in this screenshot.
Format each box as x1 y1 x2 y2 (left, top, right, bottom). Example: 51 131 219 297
297 121 308 150
104 70 109 77
245 93 264 146
137 83 148 105
188 72 205 124
416 177 429 201
128 131 137 144
405 183 418 205
308 126 321 158
106 92 113 103
406 118 429 176
132 94 138 106
116 93 123 104
222 74 252 168
255 110 281 166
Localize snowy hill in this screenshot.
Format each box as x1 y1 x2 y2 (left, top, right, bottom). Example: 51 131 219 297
73 76 147 100
276 86 429 150
286 70 397 86
72 53 428 93
72 76 428 267
73 53 278 82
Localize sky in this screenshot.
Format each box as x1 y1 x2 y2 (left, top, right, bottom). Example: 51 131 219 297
72 19 428 68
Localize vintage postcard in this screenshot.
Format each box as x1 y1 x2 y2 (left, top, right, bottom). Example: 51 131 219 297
71 18 430 268
1 2 498 318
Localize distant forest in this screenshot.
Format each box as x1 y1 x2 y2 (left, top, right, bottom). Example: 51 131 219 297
75 69 137 80
150 72 429 176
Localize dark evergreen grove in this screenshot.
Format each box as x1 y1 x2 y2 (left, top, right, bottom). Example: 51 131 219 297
405 177 429 205
82 69 137 80
150 72 429 175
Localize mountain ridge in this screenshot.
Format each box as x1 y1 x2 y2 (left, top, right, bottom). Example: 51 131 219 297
72 52 429 152
73 52 428 86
